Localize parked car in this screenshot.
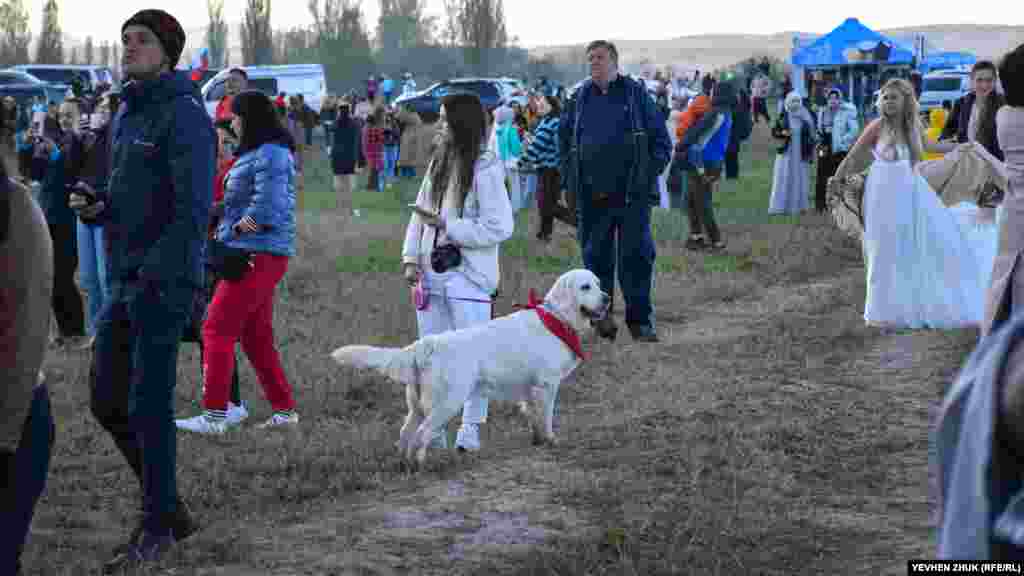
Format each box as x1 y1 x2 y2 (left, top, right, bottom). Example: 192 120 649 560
918 68 971 114
8 64 115 94
0 84 57 121
0 70 67 103
201 64 326 117
391 78 512 121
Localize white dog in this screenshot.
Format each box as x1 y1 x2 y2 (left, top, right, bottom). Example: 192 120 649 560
330 269 610 466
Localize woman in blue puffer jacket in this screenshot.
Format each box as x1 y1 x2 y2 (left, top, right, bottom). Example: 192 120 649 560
175 90 298 435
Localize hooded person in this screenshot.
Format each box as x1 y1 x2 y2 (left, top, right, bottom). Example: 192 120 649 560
66 8 215 572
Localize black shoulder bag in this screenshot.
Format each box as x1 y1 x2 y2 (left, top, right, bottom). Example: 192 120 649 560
209 231 253 282
429 176 465 274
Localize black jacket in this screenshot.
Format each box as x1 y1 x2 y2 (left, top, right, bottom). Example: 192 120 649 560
940 91 1005 161
331 116 361 175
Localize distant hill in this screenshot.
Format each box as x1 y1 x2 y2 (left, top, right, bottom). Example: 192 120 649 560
528 24 1024 74
44 22 1023 78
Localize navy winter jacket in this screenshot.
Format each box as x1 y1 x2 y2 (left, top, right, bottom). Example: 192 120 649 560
559 74 672 207
94 71 216 290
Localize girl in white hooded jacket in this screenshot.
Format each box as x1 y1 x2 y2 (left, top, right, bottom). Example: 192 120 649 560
401 93 514 452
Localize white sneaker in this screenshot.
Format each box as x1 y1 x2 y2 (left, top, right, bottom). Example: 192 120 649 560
175 413 226 435
256 412 299 429
455 423 481 452
225 402 249 427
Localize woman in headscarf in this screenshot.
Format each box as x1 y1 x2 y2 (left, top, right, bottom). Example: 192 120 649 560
768 91 815 215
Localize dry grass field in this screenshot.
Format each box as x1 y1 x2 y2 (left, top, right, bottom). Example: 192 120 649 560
21 118 979 575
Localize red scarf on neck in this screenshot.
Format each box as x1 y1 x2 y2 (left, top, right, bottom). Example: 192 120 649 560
516 289 588 361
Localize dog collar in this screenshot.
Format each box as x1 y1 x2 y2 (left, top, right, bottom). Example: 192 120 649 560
517 289 588 361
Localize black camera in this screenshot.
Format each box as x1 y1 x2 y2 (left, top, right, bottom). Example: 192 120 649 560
430 243 462 273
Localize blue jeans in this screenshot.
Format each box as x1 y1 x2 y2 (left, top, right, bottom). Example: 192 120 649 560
399 166 416 178
384 145 399 181
89 280 192 534
577 198 656 327
77 219 110 336
1 385 54 574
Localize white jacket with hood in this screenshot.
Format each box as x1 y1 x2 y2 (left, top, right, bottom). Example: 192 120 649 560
402 149 514 297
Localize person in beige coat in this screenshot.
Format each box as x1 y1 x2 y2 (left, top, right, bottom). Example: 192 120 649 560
1 141 55 574
984 44 1024 336
396 107 433 178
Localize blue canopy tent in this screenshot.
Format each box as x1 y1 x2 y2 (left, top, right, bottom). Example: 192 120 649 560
790 18 915 114
791 18 915 68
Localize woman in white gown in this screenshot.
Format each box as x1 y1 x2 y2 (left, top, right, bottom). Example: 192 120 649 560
830 78 998 329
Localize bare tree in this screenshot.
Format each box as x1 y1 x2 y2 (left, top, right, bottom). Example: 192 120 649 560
308 0 374 92
0 0 32 66
99 40 111 68
68 45 78 65
441 0 459 48
457 0 506 74
35 0 63 64
207 0 229 69
112 43 120 70
377 0 431 53
240 0 273 65
82 36 94 64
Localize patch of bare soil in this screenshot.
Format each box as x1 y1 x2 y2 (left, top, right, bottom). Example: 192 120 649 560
20 158 978 573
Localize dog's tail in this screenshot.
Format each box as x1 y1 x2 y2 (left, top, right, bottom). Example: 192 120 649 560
330 345 414 384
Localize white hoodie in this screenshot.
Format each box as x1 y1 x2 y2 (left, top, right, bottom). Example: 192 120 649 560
402 149 514 296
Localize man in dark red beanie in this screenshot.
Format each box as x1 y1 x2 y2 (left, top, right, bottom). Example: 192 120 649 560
68 8 215 572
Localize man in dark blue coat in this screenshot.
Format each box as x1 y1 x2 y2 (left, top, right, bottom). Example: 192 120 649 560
560 40 672 342
69 9 215 572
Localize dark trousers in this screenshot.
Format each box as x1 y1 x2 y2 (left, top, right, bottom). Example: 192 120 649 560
578 196 656 327
1 385 54 575
687 169 721 243
753 97 771 124
538 167 574 238
89 280 192 534
49 221 85 338
815 149 847 213
725 141 741 180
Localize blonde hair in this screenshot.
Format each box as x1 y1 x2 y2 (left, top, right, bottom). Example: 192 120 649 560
878 78 926 164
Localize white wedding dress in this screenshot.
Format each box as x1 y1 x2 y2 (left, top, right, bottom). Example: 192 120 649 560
861 141 998 329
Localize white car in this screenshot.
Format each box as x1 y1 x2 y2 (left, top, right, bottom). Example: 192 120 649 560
201 64 327 116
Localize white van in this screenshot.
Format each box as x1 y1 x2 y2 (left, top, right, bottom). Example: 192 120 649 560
9 64 116 93
201 64 327 117
918 68 972 114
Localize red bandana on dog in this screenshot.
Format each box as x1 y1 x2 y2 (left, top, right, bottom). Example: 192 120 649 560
517 289 588 361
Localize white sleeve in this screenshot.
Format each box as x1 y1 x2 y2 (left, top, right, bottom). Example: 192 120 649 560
401 170 433 265
444 160 514 249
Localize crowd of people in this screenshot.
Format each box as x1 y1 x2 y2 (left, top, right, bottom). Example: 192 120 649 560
4 3 1024 569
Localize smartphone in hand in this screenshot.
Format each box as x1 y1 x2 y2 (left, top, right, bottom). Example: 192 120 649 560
408 203 438 218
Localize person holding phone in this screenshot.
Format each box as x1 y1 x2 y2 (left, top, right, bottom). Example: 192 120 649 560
401 93 514 452
74 90 119 347
27 98 88 350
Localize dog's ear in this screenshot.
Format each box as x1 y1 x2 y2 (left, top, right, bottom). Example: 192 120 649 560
546 272 578 313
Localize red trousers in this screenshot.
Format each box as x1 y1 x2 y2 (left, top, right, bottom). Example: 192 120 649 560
201 253 294 412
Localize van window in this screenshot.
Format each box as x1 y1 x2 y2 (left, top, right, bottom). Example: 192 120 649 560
923 77 965 92
206 80 225 102
249 78 278 96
